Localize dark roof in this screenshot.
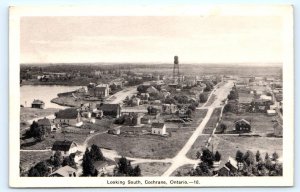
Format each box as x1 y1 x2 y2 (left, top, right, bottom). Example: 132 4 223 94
32 99 44 105
37 117 51 126
234 119 250 125
55 108 79 119
97 103 121 111
52 140 75 151
152 123 165 128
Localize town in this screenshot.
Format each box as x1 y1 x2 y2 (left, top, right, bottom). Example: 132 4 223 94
19 58 283 177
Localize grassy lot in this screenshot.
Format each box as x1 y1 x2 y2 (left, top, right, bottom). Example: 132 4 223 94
134 162 171 176
186 135 211 159
220 112 276 135
210 135 282 167
21 131 88 150
88 128 195 159
20 107 59 130
87 109 208 159
204 94 216 107
171 164 195 176
20 151 52 174
202 107 222 134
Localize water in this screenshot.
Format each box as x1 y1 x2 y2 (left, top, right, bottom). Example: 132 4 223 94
20 85 81 109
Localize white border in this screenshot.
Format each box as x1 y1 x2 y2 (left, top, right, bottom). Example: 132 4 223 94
9 5 294 187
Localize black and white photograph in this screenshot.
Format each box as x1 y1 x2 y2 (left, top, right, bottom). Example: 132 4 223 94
9 5 294 187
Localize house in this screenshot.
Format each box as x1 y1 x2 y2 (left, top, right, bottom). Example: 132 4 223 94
108 127 121 135
140 93 150 101
97 103 121 118
132 97 141 106
260 94 272 101
92 109 103 119
94 84 110 98
51 140 77 157
55 108 83 127
141 117 151 124
218 156 238 176
162 104 178 114
31 99 45 109
273 122 283 137
112 81 123 89
37 117 60 133
49 165 77 177
250 99 272 112
146 86 159 95
151 123 166 135
178 108 188 118
234 119 251 132
267 109 277 116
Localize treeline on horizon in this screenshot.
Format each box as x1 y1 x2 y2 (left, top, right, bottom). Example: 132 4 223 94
20 63 282 77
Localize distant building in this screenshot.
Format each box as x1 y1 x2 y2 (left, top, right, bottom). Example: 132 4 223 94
146 86 159 95
234 119 251 132
108 127 121 135
37 117 60 133
140 93 150 101
151 123 166 135
97 103 121 118
49 165 77 177
162 104 178 114
132 97 141 106
51 140 77 157
88 83 109 98
31 99 45 109
218 156 238 176
267 109 277 116
55 108 83 127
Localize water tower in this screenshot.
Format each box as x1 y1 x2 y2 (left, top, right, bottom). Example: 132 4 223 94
173 56 180 82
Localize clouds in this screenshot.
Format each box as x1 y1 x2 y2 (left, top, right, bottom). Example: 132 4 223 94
20 16 282 64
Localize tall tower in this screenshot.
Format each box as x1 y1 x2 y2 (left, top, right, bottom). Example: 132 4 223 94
173 55 180 82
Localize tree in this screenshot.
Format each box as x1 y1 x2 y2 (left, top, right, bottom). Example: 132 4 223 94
272 152 279 161
235 150 244 162
243 150 255 166
256 150 261 162
214 151 221 161
200 148 214 167
52 151 62 167
62 153 77 169
219 123 227 133
82 148 97 176
117 156 133 176
186 109 193 118
28 161 49 177
196 151 201 159
89 144 105 161
199 93 208 103
132 165 141 176
265 152 270 161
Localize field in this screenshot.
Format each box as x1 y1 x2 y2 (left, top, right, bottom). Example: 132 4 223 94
87 109 208 159
20 107 59 130
88 128 195 159
20 151 52 174
186 134 211 159
202 107 222 134
171 164 195 176
221 112 276 135
133 162 171 176
208 135 282 167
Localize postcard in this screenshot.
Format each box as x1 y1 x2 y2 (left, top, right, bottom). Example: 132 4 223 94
9 5 294 187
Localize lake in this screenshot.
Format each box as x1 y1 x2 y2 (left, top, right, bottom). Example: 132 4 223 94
20 85 81 109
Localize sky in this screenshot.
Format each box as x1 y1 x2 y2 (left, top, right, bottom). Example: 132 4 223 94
20 16 283 64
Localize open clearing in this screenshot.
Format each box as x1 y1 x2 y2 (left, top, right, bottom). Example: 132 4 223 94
87 109 208 159
134 162 171 176
210 135 282 167
221 112 276 135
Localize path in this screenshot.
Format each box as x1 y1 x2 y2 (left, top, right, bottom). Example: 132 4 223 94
162 80 234 176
